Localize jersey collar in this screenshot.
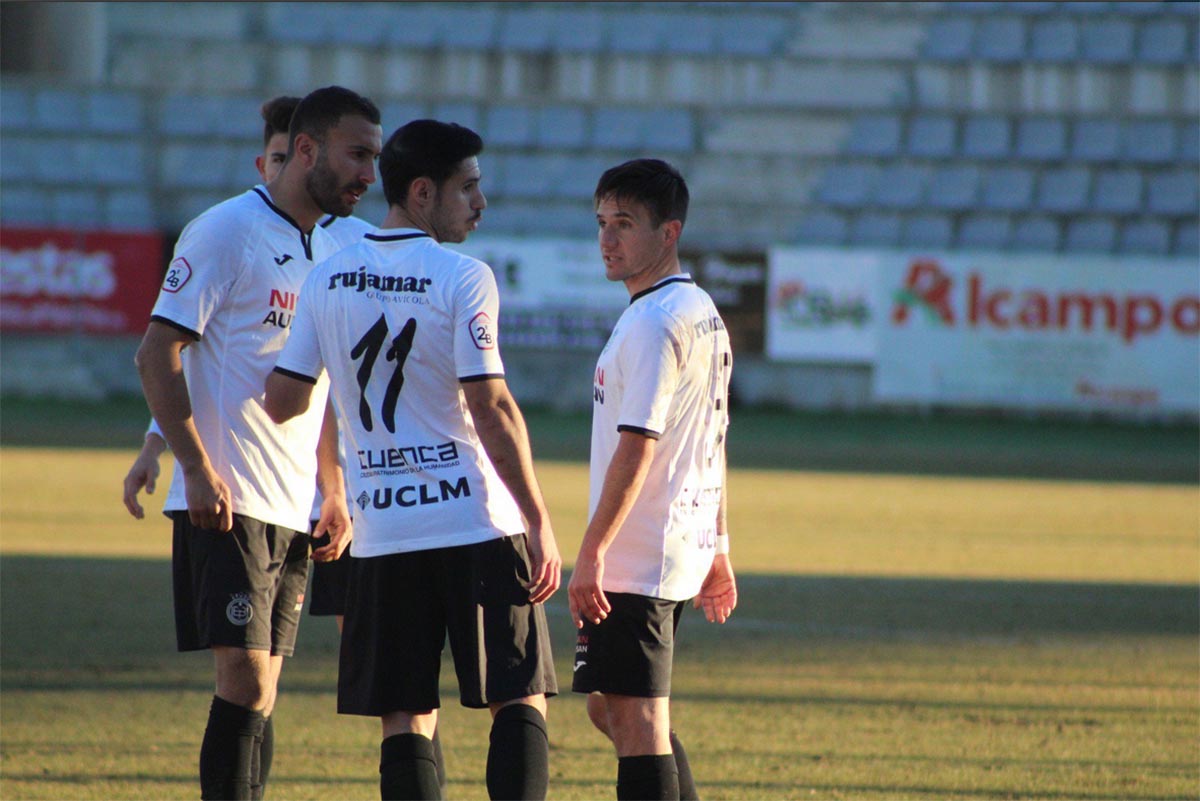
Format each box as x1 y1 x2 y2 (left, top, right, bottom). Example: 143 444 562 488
365 229 432 243
629 273 695 305
252 186 316 259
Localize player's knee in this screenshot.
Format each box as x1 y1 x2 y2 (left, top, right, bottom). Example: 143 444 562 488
587 693 612 738
213 648 275 710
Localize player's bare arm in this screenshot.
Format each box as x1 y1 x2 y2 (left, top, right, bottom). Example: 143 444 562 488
568 430 657 628
135 321 232 532
263 369 315 423
122 431 166 519
311 398 352 563
461 378 562 605
695 471 737 623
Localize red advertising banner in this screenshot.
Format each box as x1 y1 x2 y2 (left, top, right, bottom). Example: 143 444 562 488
0 227 164 335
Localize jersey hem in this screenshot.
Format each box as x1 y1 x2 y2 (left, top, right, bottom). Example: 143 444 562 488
459 373 505 383
272 366 318 385
150 314 201 341
617 424 663 440
349 527 518 558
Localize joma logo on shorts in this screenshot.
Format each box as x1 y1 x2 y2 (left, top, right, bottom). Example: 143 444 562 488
356 477 471 511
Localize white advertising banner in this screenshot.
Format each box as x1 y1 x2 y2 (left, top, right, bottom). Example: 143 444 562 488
449 236 625 349
768 246 1200 415
766 246 879 362
876 252 1199 414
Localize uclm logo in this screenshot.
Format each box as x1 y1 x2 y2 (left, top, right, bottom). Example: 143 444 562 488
890 259 1200 344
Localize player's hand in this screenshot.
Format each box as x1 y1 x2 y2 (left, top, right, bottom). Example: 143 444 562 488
311 495 352 562
122 445 163 519
568 551 611 629
525 523 562 605
183 463 233 532
694 553 737 624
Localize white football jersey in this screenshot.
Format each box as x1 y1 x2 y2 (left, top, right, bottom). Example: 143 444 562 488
275 229 525 557
590 274 733 601
151 186 338 532
310 213 376 520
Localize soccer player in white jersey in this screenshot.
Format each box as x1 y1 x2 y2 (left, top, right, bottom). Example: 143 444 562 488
568 159 739 801
265 119 561 801
134 86 382 801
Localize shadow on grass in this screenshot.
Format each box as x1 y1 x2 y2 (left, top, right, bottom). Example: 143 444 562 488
2 556 1195 683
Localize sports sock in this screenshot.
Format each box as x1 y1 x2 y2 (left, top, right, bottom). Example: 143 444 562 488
486 704 549 801
250 715 274 800
431 727 447 793
670 731 698 801
199 695 265 801
616 754 680 801
380 733 442 800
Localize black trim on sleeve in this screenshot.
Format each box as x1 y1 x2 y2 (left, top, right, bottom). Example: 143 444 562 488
365 232 432 243
149 314 201 341
459 373 505 383
629 275 695 305
617 424 663 440
271 366 319 385
253 186 315 260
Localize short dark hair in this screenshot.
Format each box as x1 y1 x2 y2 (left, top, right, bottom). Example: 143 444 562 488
594 158 689 229
288 86 381 152
379 119 485 208
260 95 300 147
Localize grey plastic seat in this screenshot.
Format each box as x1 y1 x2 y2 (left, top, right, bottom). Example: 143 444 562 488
1071 119 1122 162
1065 217 1118 252
850 212 902 246
1119 219 1171 255
484 105 536 149
795 211 849 245
1012 216 1061 251
817 163 880 209
903 214 953 249
1036 167 1091 214
1137 19 1189 65
1081 19 1135 63
844 115 904 158
1122 119 1178 165
959 215 1013 250
981 166 1036 211
927 165 981 211
1015 118 1067 161
1146 171 1199 216
873 164 930 210
974 17 1027 63
962 116 1012 160
921 18 975 62
1029 18 1080 62
1175 221 1199 257
907 115 957 159
1092 169 1144 215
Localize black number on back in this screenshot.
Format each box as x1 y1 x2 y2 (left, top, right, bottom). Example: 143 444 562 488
350 314 417 433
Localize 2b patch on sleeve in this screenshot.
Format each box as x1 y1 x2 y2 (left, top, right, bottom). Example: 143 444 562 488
469 311 496 350
162 257 192 293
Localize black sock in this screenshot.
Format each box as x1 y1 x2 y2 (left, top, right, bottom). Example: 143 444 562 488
431 727 447 792
380 733 442 800
199 696 265 801
669 731 698 801
250 716 274 800
486 704 549 801
617 754 679 801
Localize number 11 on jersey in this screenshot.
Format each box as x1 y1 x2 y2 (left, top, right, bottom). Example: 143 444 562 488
350 314 417 434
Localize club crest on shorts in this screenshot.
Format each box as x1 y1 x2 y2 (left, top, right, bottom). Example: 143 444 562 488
226 593 253 626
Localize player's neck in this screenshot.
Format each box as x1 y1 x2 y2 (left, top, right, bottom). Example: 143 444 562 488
264 170 325 232
381 207 437 241
623 254 681 298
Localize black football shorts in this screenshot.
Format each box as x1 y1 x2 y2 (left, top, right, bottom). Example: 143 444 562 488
571 592 685 698
337 534 558 715
308 527 354 617
172 511 310 656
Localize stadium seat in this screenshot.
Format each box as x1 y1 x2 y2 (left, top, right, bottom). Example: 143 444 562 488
794 211 849 245
662 13 716 55
158 93 219 135
1175 221 1199 257
1036 167 1091 214
86 91 143 134
1012 215 1061 251
903 214 954 249
380 101 428 130
0 187 50 225
592 107 644 150
497 6 554 52
32 88 86 132
1119 219 1171 255
907 115 957 159
535 106 588 149
484 105 536 149
980 166 1035 211
1091 169 1144 215
1136 19 1190 64
1029 18 1080 62
1081 19 1135 63
105 190 157 230
1015 118 1067 161
926 164 981 211
436 5 498 50
816 163 879 209
1122 119 1177 164
159 143 237 189
495 154 554 199
921 18 975 62
962 116 1012 160
385 6 442 48
716 13 785 56
850 212 902 246
549 8 607 52
1070 118 1122 162
606 11 667 53
1060 2 1114 14
1179 122 1199 165
1064 217 1118 252
974 17 1027 63
0 137 35 181
32 138 82 183
641 108 696 153
872 164 930 210
211 96 263 139
0 86 30 130
1167 0 1200 16
52 190 102 226
958 214 1013 250
1146 171 1199 216
87 140 146 187
843 115 904 158
431 102 481 131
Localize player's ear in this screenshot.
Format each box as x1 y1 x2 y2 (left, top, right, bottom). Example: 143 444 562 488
661 219 683 248
254 155 268 182
410 176 435 207
293 132 320 170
